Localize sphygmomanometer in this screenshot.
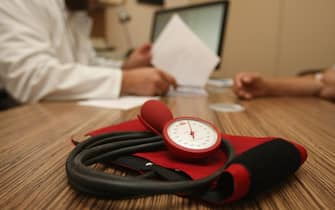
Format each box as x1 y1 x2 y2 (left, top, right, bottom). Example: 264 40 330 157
66 100 307 204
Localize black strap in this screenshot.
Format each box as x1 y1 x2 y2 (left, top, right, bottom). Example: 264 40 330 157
112 155 191 181
229 139 301 196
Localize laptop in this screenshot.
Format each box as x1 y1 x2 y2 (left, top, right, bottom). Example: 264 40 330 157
151 0 229 70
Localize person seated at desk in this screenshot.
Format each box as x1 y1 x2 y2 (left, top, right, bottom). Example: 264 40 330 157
0 0 176 109
233 67 335 101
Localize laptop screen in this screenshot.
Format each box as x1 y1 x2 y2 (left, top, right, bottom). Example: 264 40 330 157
151 1 229 62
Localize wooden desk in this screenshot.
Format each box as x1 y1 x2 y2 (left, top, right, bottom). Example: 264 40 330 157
1 90 334 209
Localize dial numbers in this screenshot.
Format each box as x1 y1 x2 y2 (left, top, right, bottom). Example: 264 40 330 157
166 119 218 150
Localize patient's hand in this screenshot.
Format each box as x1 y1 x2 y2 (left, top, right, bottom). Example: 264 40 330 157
320 69 335 100
233 72 270 99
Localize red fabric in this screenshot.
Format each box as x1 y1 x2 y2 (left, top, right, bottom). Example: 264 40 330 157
223 164 251 203
292 143 308 164
87 119 273 180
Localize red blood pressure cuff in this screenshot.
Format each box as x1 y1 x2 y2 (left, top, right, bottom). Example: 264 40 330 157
87 119 307 203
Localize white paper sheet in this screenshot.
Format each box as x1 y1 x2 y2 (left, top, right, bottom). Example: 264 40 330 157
78 96 159 110
152 14 220 88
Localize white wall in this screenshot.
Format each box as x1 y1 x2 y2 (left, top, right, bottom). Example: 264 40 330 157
105 0 335 77
106 1 161 55
276 0 335 76
216 0 280 77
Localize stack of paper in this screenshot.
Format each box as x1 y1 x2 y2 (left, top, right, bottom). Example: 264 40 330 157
78 96 159 110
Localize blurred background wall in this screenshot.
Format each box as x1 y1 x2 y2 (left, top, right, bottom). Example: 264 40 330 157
91 0 335 78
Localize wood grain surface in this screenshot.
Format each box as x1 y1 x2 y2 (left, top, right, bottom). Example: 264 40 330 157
0 90 334 210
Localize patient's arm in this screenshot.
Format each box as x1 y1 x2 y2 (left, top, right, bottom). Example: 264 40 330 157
233 72 323 99
319 69 335 100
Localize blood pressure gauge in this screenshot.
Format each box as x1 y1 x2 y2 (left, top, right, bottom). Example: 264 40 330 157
163 117 221 159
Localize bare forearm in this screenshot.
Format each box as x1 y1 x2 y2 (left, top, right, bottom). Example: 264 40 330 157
265 76 322 97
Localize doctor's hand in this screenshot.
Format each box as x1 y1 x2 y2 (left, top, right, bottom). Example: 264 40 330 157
122 43 152 69
233 72 270 99
121 67 177 96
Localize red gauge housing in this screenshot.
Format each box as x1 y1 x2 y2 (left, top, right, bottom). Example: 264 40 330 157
162 116 221 160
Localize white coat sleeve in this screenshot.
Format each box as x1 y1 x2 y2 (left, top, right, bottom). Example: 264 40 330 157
90 51 124 69
0 4 122 103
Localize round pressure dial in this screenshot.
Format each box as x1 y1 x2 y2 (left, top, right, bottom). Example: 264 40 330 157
163 117 221 159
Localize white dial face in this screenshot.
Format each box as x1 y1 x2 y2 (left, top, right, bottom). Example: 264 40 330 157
166 119 219 150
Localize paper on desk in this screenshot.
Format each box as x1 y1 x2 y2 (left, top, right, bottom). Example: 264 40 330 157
168 86 208 97
78 96 158 110
152 14 220 88
207 78 234 88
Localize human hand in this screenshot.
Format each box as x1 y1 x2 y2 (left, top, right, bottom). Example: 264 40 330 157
121 67 177 96
319 69 335 100
233 72 269 99
122 43 152 70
